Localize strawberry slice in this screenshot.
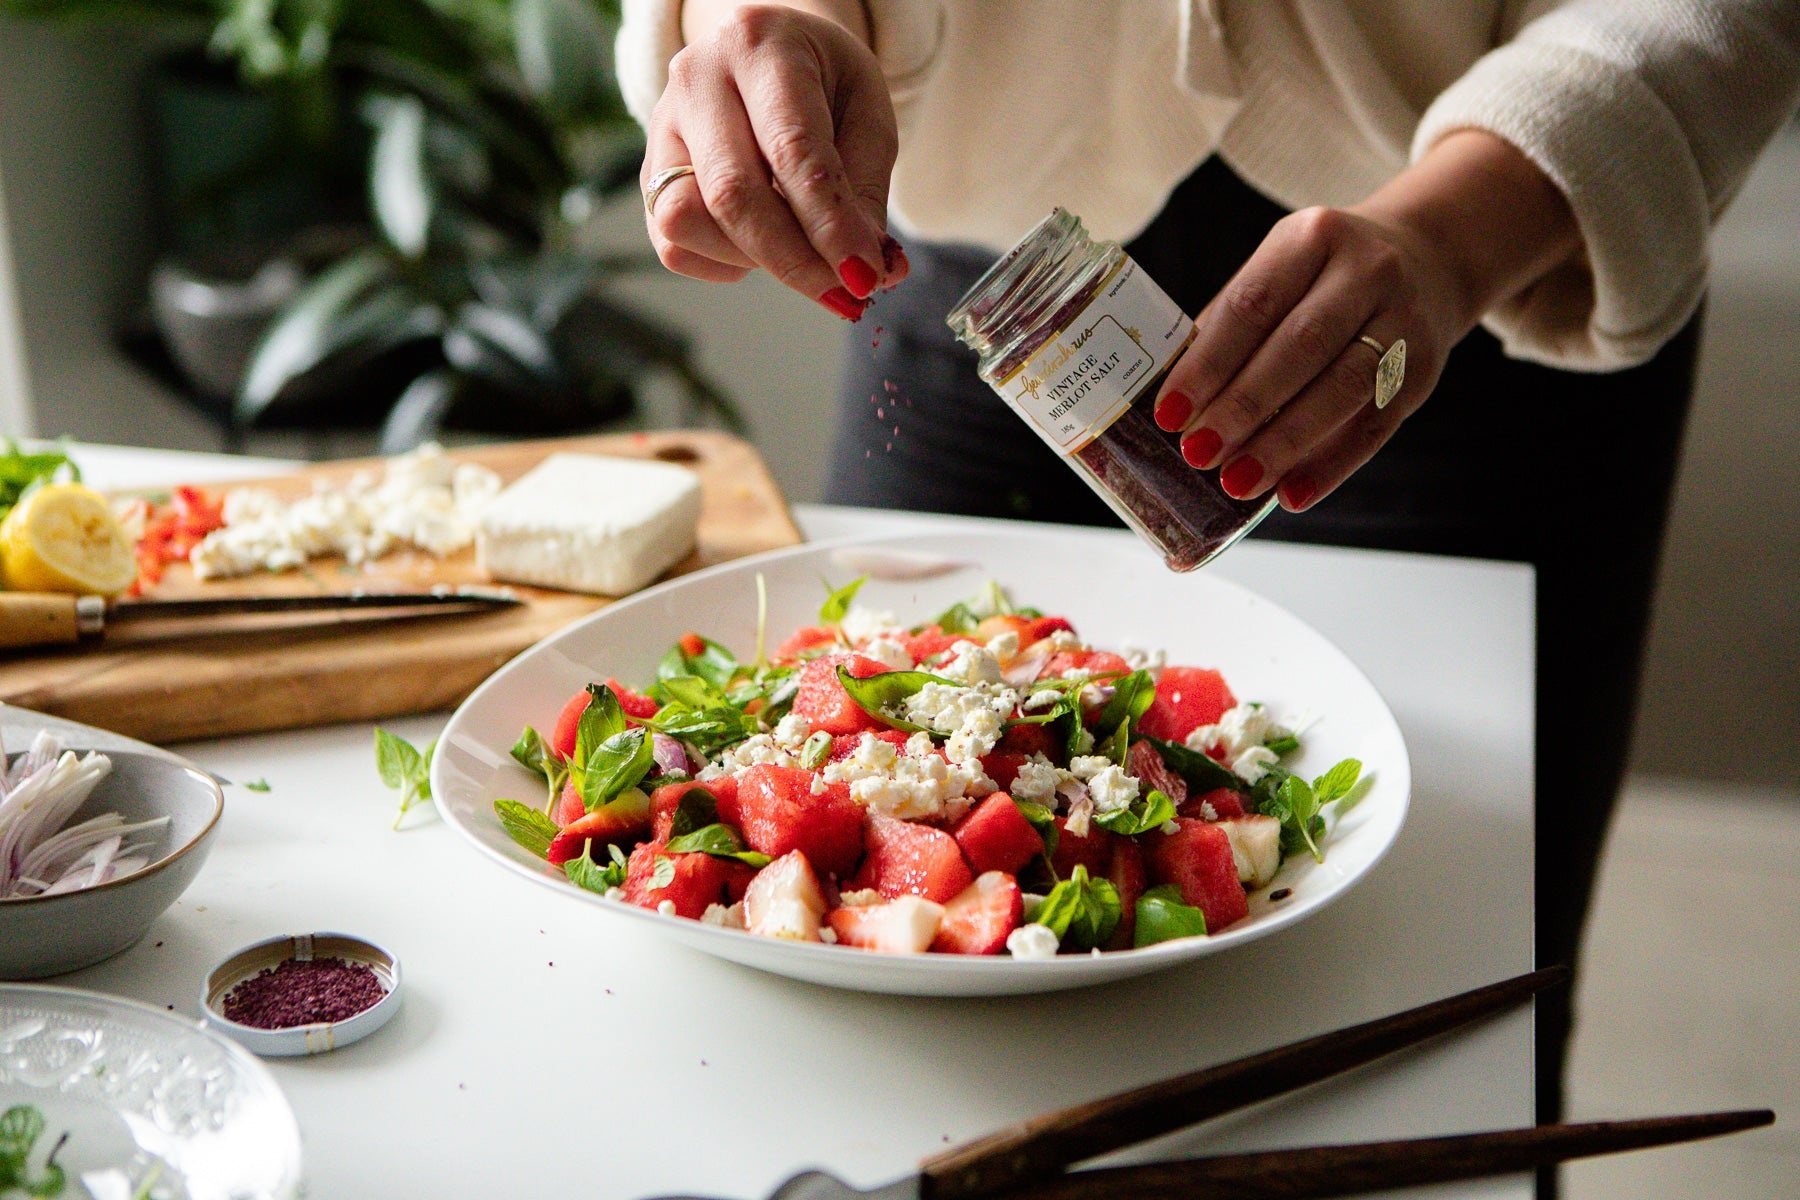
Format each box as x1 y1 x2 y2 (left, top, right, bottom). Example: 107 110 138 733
931 871 1023 955
546 788 651 865
827 896 945 953
743 850 827 941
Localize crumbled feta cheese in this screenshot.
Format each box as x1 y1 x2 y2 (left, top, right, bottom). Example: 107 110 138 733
902 681 1017 732
1186 702 1277 762
840 605 902 644
903 732 936 759
1159 819 1181 835
656 900 677 917
191 444 501 579
818 926 838 944
944 705 1004 765
772 712 813 750
821 731 899 784
1061 784 1095 837
862 636 914 670
701 902 747 929
851 752 991 821
1009 756 1061 803
1068 755 1113 781
1086 764 1139 814
700 733 799 779
1200 800 1219 822
1021 688 1062 712
941 641 1004 686
1006 923 1061 959
603 886 624 901
984 630 1020 660
1121 642 1167 672
1046 629 1082 651
1060 667 1092 684
1229 745 1279 784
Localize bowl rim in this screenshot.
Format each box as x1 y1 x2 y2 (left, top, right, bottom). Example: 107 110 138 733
0 748 223 908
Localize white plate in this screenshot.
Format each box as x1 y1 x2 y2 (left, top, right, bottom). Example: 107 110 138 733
432 528 1410 996
0 984 303 1199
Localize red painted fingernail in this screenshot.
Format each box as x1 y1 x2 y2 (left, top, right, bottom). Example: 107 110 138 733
1180 427 1223 468
1280 474 1318 510
819 287 869 321
1154 391 1194 431
1220 457 1264 498
838 256 879 299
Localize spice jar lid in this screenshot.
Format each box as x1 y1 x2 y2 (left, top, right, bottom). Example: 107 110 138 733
201 932 402 1057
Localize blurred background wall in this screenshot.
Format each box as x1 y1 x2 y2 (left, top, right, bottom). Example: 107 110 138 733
0 21 1793 792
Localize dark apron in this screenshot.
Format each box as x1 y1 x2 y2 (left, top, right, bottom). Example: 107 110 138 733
826 155 1699 1142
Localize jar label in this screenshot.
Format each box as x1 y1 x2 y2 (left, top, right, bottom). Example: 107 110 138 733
997 259 1193 452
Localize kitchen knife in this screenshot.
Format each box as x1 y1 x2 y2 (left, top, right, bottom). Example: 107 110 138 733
0 587 522 649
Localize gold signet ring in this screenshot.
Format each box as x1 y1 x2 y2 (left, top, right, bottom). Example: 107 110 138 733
1358 335 1407 410
644 165 697 217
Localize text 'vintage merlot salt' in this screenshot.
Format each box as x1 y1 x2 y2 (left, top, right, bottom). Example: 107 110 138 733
947 208 1275 570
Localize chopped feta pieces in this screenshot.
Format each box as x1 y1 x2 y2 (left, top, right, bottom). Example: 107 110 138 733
1006 923 1061 959
1009 756 1061 803
839 605 902 644
476 453 702 595
984 630 1020 660
824 730 992 820
861 636 914 670
940 641 1004 686
1085 764 1140 814
771 712 813 750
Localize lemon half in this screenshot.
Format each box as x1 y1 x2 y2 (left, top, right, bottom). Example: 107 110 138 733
0 483 137 597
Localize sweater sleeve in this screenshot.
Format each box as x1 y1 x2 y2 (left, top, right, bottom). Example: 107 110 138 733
615 0 947 130
1412 0 1800 371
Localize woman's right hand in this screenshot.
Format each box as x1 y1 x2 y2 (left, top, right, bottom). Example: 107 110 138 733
642 4 906 319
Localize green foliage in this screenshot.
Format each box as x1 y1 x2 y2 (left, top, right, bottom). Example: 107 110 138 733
374 727 435 828
0 1103 67 1198
1133 884 1207 947
1026 865 1120 952
818 575 866 624
0 440 80 522
494 797 557 857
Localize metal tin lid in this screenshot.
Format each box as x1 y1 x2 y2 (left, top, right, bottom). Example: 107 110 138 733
201 932 401 1057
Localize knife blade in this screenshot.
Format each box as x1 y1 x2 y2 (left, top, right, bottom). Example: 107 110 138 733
0 587 522 649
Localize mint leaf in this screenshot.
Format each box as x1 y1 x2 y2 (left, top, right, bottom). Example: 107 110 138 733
930 600 981 636
835 667 959 734
657 636 739 690
667 788 720 838
1134 884 1208 947
374 728 434 829
1276 773 1325 863
1312 758 1363 806
1094 788 1177 836
564 844 627 893
494 799 558 858
1144 735 1241 794
242 778 272 793
0 1104 44 1158
799 730 831 770
819 575 868 623
666 823 773 867
1027 865 1121 951
1264 732 1301 756
574 728 654 811
650 854 676 890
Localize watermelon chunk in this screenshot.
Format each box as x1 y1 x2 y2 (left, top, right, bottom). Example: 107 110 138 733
997 722 1056 758
851 813 974 903
952 794 1045 876
1126 739 1188 809
623 841 733 918
902 625 964 666
650 777 742 842
1148 818 1249 933
736 765 865 878
979 751 1029 791
1046 649 1131 678
1105 838 1148 949
931 871 1023 954
774 625 839 661
1050 816 1114 880
792 653 891 735
1137 667 1237 743
1180 786 1248 821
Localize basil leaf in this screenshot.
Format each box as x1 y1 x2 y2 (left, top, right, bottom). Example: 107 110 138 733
494 799 558 858
931 601 981 636
1144 735 1241 794
659 674 729 711
667 788 720 838
666 822 773 867
819 575 867 623
647 706 764 755
564 845 627 893
1094 669 1156 737
374 727 420 789
510 725 568 806
834 666 958 734
1264 733 1301 756
1027 865 1120 951
1312 757 1363 806
1134 884 1208 947
650 854 676 890
799 730 831 769
657 636 739 689
0 1104 45 1158
1094 788 1177 836
243 778 272 793
575 728 654 810
1012 796 1060 861
572 685 627 774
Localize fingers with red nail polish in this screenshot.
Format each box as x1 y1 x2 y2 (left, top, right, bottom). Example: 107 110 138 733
1154 391 1194 431
1180 427 1223 469
819 287 869 321
1278 474 1318 511
1220 457 1264 499
838 256 879 299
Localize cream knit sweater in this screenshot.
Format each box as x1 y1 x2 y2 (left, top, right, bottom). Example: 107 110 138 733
617 1 1800 371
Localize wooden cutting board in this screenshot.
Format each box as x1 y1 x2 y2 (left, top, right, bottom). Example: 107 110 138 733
0 431 801 744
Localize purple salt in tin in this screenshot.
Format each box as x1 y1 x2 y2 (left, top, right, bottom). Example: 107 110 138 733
202 932 401 1057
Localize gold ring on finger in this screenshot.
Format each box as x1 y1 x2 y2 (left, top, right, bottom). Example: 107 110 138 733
644 165 697 217
1357 334 1407 410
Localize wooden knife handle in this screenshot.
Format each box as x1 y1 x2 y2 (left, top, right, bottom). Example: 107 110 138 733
0 592 88 648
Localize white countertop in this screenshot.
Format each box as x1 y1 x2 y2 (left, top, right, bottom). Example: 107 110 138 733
53 444 1535 1200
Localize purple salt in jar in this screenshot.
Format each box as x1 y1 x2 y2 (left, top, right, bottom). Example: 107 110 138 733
946 208 1275 570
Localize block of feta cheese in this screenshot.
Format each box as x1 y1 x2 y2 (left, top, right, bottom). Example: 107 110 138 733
475 453 703 595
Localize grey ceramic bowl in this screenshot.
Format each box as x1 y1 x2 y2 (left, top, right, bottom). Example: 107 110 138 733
0 749 223 980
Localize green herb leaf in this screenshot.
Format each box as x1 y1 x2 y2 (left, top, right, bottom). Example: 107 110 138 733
666 788 719 838
1093 669 1156 738
835 666 959 734
374 728 435 829
930 601 981 636
646 705 763 756
666 822 773 867
658 674 730 711
510 725 569 808
1312 757 1363 806
1144 735 1242 794
1026 865 1121 951
1133 884 1208 946
1268 772 1325 863
564 843 627 893
819 575 867 623
242 778 272 793
656 636 739 690
0 440 80 523
1264 733 1301 756
1094 788 1177 836
650 854 676 890
0 1104 45 1158
574 728 654 811
1012 796 1060 861
799 730 831 770
494 799 558 858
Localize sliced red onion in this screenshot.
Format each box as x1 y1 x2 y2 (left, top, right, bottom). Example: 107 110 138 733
651 733 692 777
1001 642 1055 688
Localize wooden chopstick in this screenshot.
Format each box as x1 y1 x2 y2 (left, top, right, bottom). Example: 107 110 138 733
920 966 1567 1200
984 1109 1775 1200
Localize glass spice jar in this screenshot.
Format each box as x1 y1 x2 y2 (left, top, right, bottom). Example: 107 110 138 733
946 208 1276 571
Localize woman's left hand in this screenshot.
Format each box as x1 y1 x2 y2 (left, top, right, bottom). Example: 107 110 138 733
1151 130 1579 512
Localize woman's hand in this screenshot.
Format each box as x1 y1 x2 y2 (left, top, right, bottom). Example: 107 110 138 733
1153 130 1578 511
642 3 906 319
